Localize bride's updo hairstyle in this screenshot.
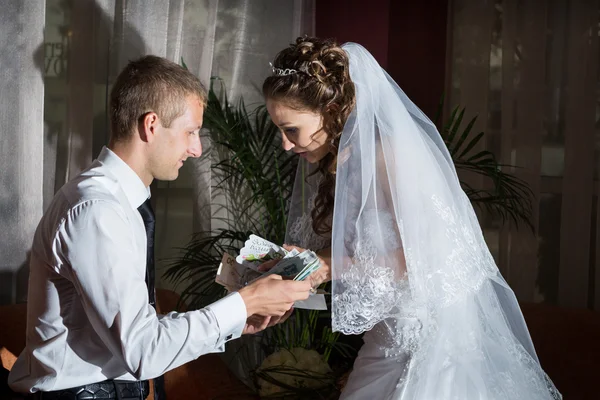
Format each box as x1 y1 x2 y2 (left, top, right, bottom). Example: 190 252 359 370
263 37 356 236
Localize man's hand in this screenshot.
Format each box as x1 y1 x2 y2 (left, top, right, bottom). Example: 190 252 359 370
242 307 294 335
258 245 332 288
238 274 311 317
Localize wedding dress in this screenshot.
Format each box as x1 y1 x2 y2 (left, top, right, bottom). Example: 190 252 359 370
284 43 561 400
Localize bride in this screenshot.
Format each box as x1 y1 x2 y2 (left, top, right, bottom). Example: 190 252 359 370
261 37 561 399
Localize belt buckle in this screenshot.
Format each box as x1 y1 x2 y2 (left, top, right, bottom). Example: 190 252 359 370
113 379 148 400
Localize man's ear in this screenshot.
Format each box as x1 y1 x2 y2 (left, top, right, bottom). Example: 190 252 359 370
138 112 160 143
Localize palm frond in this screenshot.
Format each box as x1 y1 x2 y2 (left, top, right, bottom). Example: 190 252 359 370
436 99 534 231
163 229 249 309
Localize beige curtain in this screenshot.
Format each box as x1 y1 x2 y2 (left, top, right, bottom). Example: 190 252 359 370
448 0 600 309
0 0 315 305
0 1 46 304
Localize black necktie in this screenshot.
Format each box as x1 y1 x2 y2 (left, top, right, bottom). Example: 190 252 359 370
138 199 157 306
137 198 166 399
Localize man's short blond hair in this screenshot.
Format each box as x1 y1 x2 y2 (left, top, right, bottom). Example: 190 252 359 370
109 55 207 141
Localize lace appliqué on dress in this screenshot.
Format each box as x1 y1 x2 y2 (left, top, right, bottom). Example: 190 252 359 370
368 316 423 359
287 203 330 252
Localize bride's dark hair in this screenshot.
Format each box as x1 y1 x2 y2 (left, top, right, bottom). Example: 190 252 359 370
263 37 356 236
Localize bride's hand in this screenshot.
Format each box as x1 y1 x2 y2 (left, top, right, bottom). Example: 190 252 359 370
282 244 332 287
243 307 294 335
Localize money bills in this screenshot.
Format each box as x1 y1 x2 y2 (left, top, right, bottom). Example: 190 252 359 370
216 252 262 291
215 234 327 310
236 235 287 266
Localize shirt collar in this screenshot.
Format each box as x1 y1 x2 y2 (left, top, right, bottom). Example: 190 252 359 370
97 146 150 209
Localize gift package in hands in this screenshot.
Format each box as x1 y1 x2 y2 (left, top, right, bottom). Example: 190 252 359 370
215 234 327 310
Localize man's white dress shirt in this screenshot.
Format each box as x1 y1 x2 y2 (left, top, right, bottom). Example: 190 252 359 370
9 147 247 393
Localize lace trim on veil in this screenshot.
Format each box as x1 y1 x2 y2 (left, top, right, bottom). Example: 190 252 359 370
332 208 408 335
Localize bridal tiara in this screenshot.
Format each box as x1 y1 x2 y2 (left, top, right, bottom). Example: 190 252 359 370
270 62 299 76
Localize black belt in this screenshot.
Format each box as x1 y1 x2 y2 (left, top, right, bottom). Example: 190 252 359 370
33 380 150 400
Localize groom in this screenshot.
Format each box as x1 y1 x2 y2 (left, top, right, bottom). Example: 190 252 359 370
8 55 311 399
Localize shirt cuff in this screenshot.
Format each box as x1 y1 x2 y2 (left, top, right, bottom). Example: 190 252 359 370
206 292 247 345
